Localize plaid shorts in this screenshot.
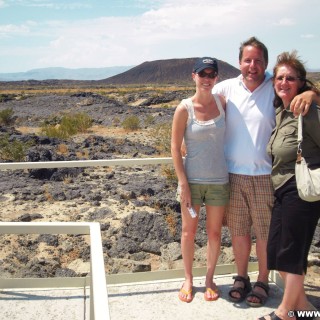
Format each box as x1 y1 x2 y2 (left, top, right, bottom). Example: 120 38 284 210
225 174 274 240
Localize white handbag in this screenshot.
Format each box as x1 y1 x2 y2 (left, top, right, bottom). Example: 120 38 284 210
295 114 320 202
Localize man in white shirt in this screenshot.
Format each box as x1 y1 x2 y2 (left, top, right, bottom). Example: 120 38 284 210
213 36 319 307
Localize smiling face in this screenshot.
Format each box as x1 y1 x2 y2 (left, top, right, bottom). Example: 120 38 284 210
239 45 268 91
274 65 304 107
192 68 218 92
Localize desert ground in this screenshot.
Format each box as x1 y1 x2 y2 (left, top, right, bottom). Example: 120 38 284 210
0 85 319 309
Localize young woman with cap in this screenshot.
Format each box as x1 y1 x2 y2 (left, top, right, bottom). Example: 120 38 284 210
171 57 230 303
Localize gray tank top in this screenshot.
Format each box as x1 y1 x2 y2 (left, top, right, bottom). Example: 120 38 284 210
183 95 228 184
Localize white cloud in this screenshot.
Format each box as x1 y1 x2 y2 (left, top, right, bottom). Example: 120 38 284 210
1 0 319 71
1 0 91 10
27 2 92 10
273 18 295 26
36 0 302 68
301 34 315 39
0 24 31 37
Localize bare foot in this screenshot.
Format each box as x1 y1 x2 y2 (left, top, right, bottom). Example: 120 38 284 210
204 280 219 301
178 281 193 303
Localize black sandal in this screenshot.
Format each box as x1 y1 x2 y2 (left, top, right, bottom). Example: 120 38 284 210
228 275 252 303
246 281 270 307
258 311 281 320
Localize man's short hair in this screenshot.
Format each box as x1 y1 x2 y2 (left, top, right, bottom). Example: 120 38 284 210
239 36 268 65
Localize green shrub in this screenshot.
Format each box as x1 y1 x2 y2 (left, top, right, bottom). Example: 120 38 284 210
0 134 31 161
164 206 177 237
0 108 15 126
40 125 68 139
144 114 155 126
161 164 177 185
122 115 140 131
40 112 93 139
151 122 172 155
42 115 60 126
113 116 121 127
0 95 6 103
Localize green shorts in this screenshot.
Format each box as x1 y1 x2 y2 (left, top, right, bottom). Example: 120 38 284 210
177 183 230 206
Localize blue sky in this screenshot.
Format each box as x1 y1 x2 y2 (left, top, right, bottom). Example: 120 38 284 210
0 0 319 73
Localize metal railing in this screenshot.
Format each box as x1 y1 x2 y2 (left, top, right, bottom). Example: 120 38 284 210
0 222 109 320
0 157 173 170
0 157 173 320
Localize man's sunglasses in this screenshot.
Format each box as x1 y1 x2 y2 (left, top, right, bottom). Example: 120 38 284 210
197 70 218 79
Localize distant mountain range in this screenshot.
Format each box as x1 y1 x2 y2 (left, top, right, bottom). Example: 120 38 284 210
0 66 134 81
0 58 240 88
1 58 319 88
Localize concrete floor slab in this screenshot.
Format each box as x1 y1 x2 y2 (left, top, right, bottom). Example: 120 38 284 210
107 272 283 320
4 272 315 320
0 288 89 320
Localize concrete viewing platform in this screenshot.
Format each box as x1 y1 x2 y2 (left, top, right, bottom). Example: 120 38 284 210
107 271 284 320
0 270 286 320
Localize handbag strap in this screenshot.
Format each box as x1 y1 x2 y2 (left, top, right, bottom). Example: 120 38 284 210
296 114 303 163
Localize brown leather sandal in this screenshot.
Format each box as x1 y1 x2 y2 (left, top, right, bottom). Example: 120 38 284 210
228 275 252 303
246 281 270 307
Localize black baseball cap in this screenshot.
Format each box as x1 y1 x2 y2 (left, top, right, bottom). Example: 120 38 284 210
193 57 218 73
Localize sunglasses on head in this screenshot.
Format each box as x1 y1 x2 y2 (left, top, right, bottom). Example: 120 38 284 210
197 70 218 79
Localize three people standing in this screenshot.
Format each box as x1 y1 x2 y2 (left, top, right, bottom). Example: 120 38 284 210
172 37 320 314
